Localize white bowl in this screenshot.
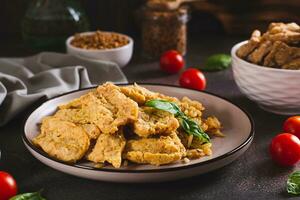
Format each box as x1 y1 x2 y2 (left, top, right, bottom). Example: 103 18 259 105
231 41 300 115
66 31 133 68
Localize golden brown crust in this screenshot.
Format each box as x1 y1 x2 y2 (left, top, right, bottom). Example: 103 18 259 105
33 117 90 162
263 41 300 68
248 40 273 64
33 82 223 168
81 124 101 140
264 23 300 45
124 132 185 166
120 83 179 105
186 149 205 159
56 83 139 134
282 58 300 70
236 30 262 59
238 22 300 69
204 116 224 137
87 130 126 168
133 107 179 137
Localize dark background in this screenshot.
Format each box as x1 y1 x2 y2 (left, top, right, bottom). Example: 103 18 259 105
0 1 300 199
1 0 299 38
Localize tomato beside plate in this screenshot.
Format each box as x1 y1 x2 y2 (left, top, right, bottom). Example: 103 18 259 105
269 133 300 166
283 116 300 139
0 171 18 200
179 68 206 91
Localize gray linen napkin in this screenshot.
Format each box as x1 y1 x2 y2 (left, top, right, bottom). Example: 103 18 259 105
0 52 127 126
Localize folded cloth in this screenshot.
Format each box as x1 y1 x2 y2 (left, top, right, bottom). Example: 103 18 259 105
0 52 127 126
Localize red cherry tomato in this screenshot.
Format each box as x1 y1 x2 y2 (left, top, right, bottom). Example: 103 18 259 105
283 116 300 139
269 133 300 166
179 68 206 91
0 171 18 200
160 50 184 74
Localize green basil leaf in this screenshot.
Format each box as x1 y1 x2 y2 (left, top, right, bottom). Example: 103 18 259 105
203 54 231 71
145 99 181 115
9 191 46 200
179 116 190 130
179 116 210 143
146 99 211 143
287 171 300 195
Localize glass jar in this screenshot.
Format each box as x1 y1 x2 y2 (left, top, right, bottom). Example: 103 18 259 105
22 0 90 51
141 6 189 58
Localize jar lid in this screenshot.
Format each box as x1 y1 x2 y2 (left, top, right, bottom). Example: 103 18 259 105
141 6 189 23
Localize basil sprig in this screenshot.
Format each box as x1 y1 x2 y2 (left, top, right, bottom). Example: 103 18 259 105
145 99 181 115
10 190 46 200
287 171 300 195
145 99 210 143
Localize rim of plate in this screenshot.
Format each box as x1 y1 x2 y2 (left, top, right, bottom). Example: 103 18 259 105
22 83 255 173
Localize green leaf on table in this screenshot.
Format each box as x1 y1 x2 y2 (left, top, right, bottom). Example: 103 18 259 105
203 54 231 71
9 190 46 200
287 171 300 195
145 99 210 143
145 99 181 115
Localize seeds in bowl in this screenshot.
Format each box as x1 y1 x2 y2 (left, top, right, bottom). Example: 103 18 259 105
70 31 129 50
237 22 300 70
141 6 188 58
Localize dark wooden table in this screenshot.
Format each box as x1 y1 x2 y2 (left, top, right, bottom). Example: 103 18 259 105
0 35 295 200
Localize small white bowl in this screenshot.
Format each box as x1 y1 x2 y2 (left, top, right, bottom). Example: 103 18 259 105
231 41 300 115
66 31 133 68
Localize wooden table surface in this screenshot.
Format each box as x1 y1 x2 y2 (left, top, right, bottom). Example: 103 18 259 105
0 34 295 200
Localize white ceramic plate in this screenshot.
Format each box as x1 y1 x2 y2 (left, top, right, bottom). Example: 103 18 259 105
23 84 254 183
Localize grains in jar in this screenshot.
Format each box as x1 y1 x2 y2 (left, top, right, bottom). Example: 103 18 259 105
141 6 189 58
71 31 129 50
